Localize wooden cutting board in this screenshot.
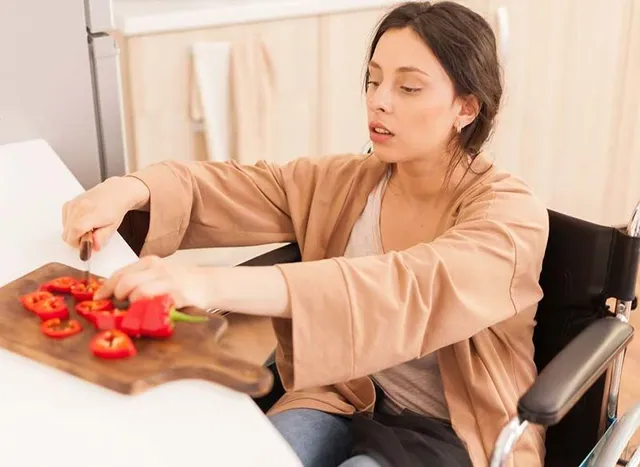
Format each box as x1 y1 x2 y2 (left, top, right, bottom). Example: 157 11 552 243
0 262 273 397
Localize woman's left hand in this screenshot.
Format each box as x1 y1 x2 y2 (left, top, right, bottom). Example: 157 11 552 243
94 255 209 309
94 254 291 318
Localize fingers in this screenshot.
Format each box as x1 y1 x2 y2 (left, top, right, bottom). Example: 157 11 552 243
95 256 163 300
62 178 136 251
62 199 79 246
93 225 116 252
61 199 92 247
112 269 158 301
61 192 111 249
66 218 100 248
127 280 173 303
62 202 68 228
93 256 202 309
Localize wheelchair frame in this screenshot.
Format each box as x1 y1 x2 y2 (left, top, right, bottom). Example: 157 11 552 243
490 200 640 467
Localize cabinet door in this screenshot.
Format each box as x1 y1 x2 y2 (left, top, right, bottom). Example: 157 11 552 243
318 1 491 156
121 16 319 171
318 8 388 156
122 25 238 171
251 17 320 164
486 0 635 225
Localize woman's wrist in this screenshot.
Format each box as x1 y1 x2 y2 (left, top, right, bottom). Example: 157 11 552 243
199 266 291 319
116 175 150 211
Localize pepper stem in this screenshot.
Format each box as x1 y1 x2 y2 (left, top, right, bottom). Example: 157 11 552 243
169 308 208 324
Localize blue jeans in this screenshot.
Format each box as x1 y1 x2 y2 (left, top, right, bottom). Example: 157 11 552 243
269 409 383 467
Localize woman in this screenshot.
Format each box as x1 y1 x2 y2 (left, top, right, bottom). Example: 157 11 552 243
62 2 549 466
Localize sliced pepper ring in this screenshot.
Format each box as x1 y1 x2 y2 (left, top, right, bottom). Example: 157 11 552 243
75 299 114 319
41 318 83 339
32 296 69 321
40 276 78 293
70 278 104 301
90 330 137 359
20 290 54 313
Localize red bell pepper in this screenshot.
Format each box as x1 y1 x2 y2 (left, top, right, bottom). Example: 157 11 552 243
90 330 137 359
91 308 127 331
120 294 207 339
40 276 78 293
32 296 69 321
75 299 114 319
20 290 54 313
40 318 83 339
70 278 104 301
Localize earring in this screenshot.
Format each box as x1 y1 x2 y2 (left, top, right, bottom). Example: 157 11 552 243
456 122 462 134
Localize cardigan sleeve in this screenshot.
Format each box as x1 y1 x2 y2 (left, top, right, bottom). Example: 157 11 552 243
125 159 297 257
273 179 550 391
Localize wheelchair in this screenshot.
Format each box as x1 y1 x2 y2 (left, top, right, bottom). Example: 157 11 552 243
117 172 640 467
244 202 640 467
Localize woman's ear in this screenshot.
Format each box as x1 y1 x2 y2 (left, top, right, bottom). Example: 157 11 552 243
456 94 481 130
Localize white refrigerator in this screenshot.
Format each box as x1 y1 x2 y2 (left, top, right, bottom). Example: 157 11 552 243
0 0 127 189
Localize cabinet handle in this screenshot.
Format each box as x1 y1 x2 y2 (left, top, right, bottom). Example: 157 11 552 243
495 5 509 62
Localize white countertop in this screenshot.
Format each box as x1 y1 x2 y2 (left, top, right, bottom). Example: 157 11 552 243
0 139 301 467
113 0 400 36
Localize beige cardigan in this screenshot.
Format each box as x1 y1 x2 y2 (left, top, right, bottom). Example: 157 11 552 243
128 152 549 467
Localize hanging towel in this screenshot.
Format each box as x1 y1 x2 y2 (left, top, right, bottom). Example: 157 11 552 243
190 41 232 163
190 38 275 164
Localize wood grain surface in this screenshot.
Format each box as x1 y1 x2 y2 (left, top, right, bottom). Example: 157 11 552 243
0 262 274 397
217 313 277 367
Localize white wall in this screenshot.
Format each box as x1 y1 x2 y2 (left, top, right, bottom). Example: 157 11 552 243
0 0 103 188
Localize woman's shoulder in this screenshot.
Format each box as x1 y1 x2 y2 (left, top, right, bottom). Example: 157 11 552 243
448 155 550 287
456 154 549 233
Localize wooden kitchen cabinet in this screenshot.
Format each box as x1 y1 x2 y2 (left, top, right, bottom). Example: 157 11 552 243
120 25 238 171
117 1 639 226
251 17 321 164
317 7 389 156
119 16 320 171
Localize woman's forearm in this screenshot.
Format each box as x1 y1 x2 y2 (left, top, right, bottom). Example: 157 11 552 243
202 266 291 319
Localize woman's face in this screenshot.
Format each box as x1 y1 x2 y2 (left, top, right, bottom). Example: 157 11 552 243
366 27 473 164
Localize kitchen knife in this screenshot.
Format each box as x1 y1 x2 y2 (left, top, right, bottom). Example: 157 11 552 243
79 232 93 282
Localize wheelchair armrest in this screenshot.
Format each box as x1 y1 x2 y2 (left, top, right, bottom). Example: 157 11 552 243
517 317 634 426
238 243 301 266
116 206 302 266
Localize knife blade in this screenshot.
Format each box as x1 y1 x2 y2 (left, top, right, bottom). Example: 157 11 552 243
79 232 93 282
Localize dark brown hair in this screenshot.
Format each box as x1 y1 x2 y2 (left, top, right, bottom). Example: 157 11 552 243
364 1 503 179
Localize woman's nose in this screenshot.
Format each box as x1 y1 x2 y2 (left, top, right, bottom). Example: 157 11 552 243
367 86 393 114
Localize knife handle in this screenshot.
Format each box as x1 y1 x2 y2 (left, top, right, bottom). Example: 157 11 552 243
80 232 93 261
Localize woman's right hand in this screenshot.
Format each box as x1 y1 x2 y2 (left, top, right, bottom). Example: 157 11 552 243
62 176 150 251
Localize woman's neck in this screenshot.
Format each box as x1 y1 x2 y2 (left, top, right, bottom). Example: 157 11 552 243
389 152 468 200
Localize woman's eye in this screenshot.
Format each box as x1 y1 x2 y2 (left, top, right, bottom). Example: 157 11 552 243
366 80 380 89
401 86 422 93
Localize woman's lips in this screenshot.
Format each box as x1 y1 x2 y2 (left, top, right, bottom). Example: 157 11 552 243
369 122 394 143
